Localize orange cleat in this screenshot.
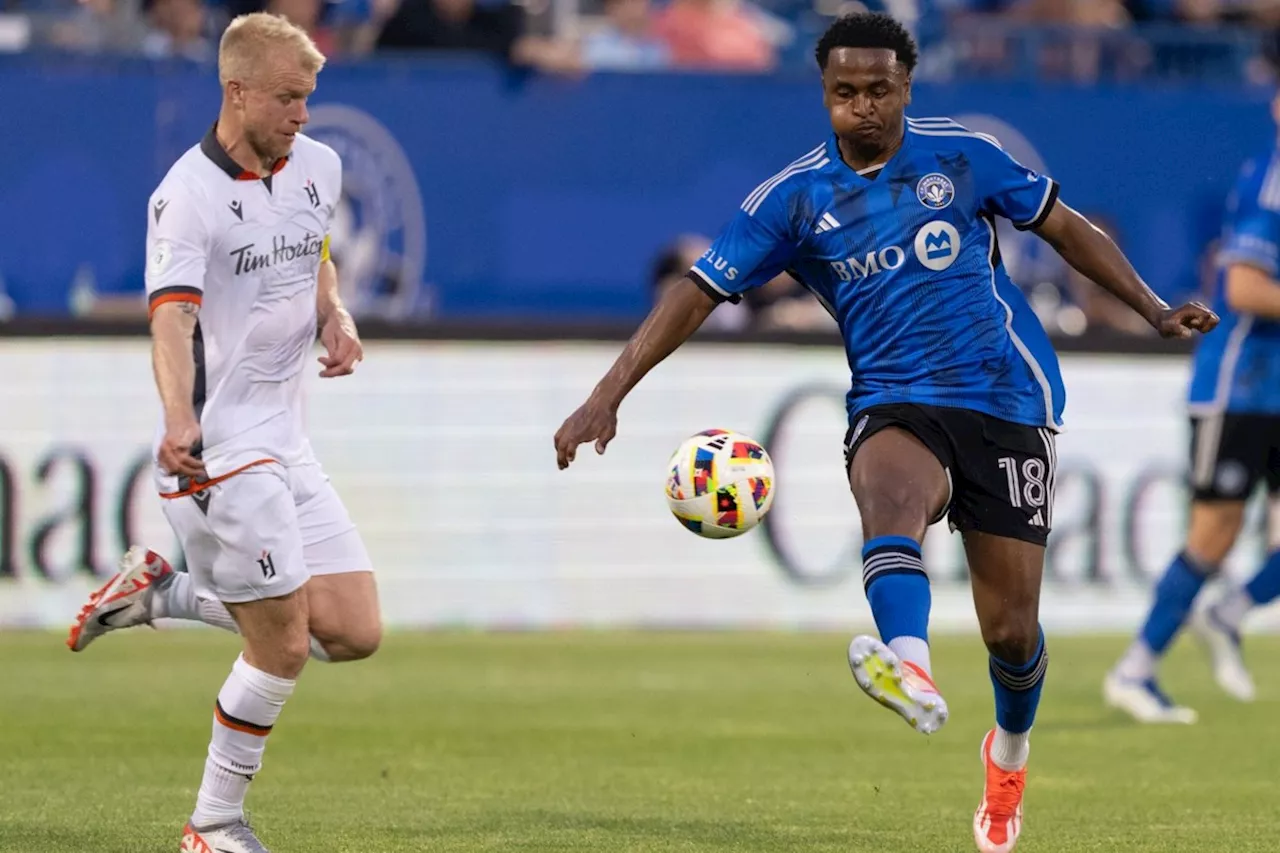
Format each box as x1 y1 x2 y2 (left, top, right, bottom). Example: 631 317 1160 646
973 729 1026 853
67 546 174 652
179 823 214 853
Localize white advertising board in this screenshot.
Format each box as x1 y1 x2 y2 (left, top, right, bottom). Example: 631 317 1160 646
0 338 1271 632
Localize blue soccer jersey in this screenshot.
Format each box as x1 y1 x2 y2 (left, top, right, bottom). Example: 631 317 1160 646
1188 150 1280 416
690 116 1066 429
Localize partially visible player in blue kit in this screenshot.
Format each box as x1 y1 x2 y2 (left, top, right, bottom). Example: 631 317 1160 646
1108 90 1280 726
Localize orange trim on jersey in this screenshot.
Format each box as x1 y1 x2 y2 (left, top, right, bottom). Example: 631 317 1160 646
158 458 278 500
235 157 289 181
214 700 273 737
148 291 202 320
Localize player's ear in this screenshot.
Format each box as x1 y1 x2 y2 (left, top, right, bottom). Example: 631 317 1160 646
903 76 912 105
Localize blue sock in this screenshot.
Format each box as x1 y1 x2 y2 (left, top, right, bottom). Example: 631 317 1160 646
1138 551 1212 655
862 536 930 646
1245 550 1280 606
989 628 1048 734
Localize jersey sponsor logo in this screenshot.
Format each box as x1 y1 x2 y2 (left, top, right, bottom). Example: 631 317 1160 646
229 232 325 276
305 104 427 320
700 249 740 281
916 173 955 210
829 246 906 282
914 221 961 271
148 240 173 277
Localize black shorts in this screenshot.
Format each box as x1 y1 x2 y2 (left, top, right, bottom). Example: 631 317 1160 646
843 403 1058 546
1189 412 1280 501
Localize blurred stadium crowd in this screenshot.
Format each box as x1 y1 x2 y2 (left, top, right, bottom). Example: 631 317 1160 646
1 0 1277 336
0 0 1276 80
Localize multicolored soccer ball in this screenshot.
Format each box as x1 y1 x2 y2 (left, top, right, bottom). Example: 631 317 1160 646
664 429 775 539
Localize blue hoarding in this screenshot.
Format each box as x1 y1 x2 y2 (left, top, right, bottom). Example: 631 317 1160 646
0 55 1271 320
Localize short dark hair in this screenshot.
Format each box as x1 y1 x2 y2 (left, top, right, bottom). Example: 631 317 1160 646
815 12 918 75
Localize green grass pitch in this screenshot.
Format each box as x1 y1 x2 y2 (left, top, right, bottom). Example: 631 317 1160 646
2 630 1279 852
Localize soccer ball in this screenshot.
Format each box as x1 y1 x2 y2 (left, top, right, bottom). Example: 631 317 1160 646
664 429 775 539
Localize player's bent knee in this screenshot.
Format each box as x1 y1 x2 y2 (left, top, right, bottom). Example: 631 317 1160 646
341 624 382 661
856 483 935 538
1186 502 1246 567
245 630 311 678
981 613 1040 665
314 621 382 662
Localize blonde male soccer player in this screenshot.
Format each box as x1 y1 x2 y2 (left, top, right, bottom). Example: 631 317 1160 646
65 13 380 852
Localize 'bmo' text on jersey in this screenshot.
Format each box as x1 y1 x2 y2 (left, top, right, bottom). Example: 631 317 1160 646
689 116 1066 430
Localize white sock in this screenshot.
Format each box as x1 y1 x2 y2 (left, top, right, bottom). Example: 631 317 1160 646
1115 640 1155 681
888 636 933 678
990 725 1031 772
1214 586 1252 630
192 655 294 828
150 573 240 634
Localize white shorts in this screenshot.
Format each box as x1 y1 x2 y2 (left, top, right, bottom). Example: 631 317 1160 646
162 461 372 604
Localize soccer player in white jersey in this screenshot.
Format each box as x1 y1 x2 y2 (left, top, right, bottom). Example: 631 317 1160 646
64 13 380 852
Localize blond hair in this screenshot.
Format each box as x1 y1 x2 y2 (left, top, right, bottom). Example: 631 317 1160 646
218 13 325 87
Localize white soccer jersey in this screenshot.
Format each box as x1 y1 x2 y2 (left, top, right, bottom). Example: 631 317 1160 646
145 126 342 495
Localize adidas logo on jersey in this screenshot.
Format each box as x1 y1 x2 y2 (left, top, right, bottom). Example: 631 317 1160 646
815 212 841 234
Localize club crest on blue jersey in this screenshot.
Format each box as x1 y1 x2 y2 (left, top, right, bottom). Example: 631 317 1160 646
916 173 955 210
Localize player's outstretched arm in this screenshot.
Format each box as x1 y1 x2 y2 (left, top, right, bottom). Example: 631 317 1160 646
150 301 206 478
554 277 718 470
1224 263 1280 319
316 258 363 378
1034 201 1219 338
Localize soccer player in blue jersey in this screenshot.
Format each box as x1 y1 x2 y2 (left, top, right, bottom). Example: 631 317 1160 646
1107 91 1280 726
554 12 1217 852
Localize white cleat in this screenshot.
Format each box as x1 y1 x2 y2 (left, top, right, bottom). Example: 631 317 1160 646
66 546 175 652
847 635 949 735
1103 671 1197 724
181 819 271 853
1191 600 1256 702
